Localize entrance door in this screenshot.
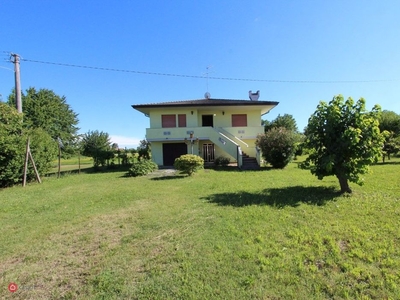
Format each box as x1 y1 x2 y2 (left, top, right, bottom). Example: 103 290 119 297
163 143 187 166
202 115 213 127
202 144 215 162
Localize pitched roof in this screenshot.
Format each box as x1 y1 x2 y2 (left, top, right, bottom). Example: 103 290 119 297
132 98 279 115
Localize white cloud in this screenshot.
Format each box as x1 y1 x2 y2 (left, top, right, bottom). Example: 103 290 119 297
110 135 141 148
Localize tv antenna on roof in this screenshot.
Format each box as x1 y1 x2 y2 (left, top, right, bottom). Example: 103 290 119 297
202 65 213 99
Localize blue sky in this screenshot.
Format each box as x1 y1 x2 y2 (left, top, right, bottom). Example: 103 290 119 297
1 1 399 147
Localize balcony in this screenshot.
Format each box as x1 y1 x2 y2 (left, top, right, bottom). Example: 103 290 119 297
145 126 263 142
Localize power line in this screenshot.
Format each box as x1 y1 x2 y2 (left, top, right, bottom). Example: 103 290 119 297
21 57 399 84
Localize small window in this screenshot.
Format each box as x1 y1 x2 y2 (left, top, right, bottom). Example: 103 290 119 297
162 115 176 128
232 114 247 127
178 114 187 127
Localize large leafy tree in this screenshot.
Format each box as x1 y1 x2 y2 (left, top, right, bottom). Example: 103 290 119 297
379 110 400 135
263 114 298 132
8 87 79 155
0 103 24 186
81 130 113 168
301 95 384 193
262 114 305 157
137 139 151 160
0 103 57 187
379 110 400 161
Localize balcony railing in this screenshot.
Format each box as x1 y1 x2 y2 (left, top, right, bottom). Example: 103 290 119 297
146 126 263 142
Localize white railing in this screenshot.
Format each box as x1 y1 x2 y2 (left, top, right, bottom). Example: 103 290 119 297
146 127 244 167
217 127 249 148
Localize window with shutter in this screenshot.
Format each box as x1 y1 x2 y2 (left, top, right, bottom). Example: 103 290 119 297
232 114 247 127
162 115 176 128
178 114 187 127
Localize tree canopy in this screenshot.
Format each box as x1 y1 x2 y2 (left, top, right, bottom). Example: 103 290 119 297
379 110 400 135
137 139 151 160
8 87 79 153
379 110 400 161
301 95 384 193
263 114 298 132
0 103 57 187
81 130 113 168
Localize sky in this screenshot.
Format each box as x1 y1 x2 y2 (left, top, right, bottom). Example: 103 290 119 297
1 1 399 148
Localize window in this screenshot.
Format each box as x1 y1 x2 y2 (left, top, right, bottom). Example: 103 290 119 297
232 114 247 127
162 115 176 128
178 114 187 127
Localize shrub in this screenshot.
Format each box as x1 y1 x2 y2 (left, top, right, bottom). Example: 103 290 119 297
174 154 204 176
126 159 158 177
256 127 297 169
0 103 57 187
81 130 113 168
214 156 230 167
27 128 58 175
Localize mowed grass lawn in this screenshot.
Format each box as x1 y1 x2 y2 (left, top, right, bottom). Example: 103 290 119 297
1 158 399 299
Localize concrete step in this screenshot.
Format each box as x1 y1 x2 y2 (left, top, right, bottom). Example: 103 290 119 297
241 157 260 170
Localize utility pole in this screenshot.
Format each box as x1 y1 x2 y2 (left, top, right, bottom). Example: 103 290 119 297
11 53 22 113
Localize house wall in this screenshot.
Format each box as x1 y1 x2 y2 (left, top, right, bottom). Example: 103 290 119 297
151 142 163 165
149 108 198 128
149 108 262 129
145 106 264 166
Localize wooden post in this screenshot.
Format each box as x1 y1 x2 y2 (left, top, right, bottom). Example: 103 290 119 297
58 142 61 178
22 137 30 187
22 137 42 186
78 152 81 174
29 151 42 184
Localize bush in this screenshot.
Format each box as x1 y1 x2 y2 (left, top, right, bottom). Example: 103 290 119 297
126 159 158 177
214 156 230 167
256 127 297 169
0 103 57 187
174 154 204 176
27 128 58 175
81 130 113 168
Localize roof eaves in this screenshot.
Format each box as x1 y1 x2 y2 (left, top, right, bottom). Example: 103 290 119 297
132 98 279 108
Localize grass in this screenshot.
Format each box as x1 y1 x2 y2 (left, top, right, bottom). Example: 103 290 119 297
48 155 93 175
1 157 399 299
48 155 134 176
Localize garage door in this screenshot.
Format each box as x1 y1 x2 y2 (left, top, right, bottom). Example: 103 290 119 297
162 143 187 166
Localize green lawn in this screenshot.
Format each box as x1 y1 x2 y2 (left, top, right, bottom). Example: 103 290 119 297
48 156 93 175
1 158 399 299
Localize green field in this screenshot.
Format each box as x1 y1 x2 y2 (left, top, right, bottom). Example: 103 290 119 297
1 157 399 299
48 156 93 175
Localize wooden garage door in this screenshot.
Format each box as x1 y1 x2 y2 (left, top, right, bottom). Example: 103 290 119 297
162 143 187 166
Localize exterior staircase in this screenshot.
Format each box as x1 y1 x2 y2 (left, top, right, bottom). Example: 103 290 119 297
241 152 260 170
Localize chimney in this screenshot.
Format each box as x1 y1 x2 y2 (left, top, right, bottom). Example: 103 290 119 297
249 90 260 101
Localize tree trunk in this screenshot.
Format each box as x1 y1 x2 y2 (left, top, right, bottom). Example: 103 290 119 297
336 173 352 193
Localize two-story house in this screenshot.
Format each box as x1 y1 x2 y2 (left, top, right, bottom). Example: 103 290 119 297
132 93 278 169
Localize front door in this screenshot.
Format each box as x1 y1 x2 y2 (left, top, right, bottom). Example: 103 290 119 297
202 144 215 162
202 115 213 127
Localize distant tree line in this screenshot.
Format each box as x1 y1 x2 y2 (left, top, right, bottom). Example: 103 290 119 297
379 110 400 161
1 87 151 187
79 130 150 169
